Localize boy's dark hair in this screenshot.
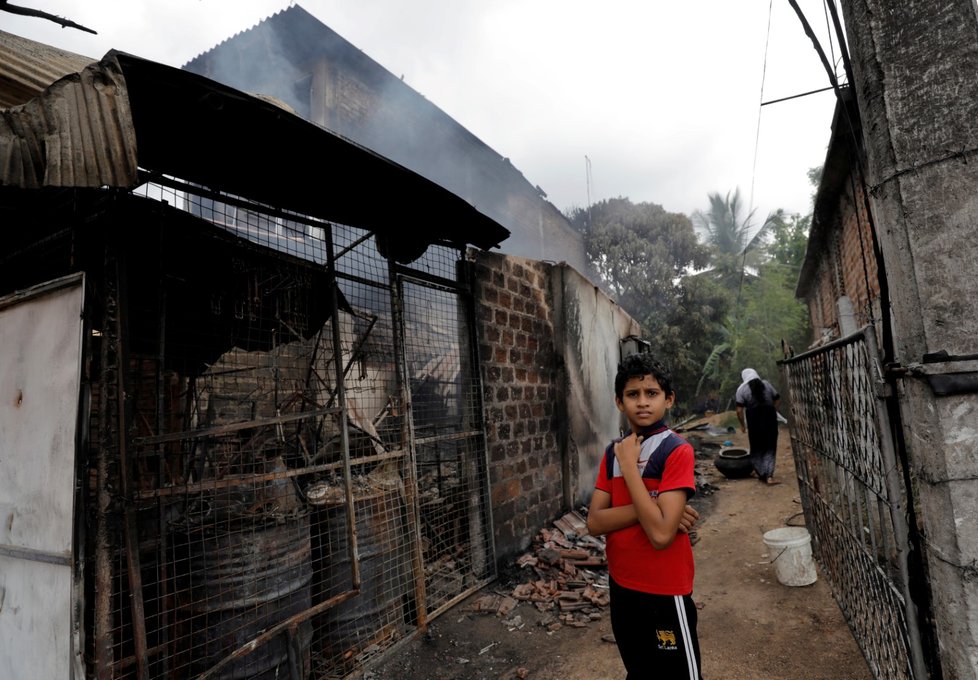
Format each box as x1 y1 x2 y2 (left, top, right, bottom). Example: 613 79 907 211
615 352 674 399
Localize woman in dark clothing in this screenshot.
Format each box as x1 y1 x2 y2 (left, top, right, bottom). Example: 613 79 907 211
735 368 782 485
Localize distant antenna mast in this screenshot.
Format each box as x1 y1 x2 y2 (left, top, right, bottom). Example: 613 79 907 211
585 155 594 227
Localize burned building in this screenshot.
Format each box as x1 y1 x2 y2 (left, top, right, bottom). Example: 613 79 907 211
0 38 510 678
1 27 641 680
180 4 592 281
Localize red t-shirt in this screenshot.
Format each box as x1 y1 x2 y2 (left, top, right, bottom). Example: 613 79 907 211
594 424 696 595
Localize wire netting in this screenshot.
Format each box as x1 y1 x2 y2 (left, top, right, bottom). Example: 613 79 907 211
82 182 495 678
781 330 923 680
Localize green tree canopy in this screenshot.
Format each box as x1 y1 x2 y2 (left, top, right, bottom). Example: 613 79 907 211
567 197 710 339
568 198 725 409
767 211 812 273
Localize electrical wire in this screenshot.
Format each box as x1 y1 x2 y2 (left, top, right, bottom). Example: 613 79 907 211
738 0 776 313
822 0 837 77
748 0 775 227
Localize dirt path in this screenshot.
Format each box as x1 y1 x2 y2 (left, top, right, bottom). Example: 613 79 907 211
370 419 873 679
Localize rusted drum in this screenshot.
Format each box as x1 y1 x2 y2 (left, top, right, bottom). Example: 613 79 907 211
183 514 313 679
311 486 410 667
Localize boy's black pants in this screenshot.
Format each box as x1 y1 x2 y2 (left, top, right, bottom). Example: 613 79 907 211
609 576 703 679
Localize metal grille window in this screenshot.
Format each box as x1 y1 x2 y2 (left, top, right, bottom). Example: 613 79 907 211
81 182 496 679
780 327 928 679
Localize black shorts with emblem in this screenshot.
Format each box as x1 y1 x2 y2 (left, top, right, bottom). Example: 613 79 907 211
609 576 702 679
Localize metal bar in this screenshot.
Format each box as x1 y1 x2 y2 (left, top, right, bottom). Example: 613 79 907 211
94 250 118 680
135 448 408 500
109 641 171 672
877 495 895 570
760 85 836 106
863 326 929 679
155 267 171 678
395 267 468 294
114 250 150 680
784 326 871 365
0 543 71 566
144 172 330 233
195 589 359 680
327 224 361 593
390 261 428 630
458 256 494 580
133 406 341 446
413 429 482 446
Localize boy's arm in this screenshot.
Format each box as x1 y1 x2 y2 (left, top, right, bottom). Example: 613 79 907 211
586 489 639 536
615 433 688 549
587 480 699 538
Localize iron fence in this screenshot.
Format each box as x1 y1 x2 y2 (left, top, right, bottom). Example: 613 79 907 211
83 182 495 678
780 326 928 679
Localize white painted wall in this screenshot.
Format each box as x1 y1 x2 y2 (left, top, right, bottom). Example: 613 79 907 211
0 274 85 680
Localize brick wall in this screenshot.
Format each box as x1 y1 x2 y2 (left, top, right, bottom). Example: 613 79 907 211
806 167 881 342
470 251 562 561
838 182 880 328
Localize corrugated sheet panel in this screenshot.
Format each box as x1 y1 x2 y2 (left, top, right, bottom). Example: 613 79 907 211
0 29 96 108
0 56 139 189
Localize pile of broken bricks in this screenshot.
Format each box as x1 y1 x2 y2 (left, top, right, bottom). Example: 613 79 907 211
464 509 611 632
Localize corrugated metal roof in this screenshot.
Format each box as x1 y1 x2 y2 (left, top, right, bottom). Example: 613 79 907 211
0 55 138 188
0 43 509 250
0 29 96 108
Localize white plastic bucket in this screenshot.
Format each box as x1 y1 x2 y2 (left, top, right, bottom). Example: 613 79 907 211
763 527 817 586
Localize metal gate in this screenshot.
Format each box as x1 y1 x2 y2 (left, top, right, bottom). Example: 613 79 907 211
780 326 928 679
80 184 495 678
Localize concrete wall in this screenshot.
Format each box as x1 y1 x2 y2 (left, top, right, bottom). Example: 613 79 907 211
550 263 642 505
471 251 639 560
840 1 978 676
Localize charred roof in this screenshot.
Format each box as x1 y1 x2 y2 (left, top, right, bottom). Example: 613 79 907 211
1 36 510 252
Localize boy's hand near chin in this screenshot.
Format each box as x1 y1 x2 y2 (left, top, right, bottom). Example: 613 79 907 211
614 433 643 470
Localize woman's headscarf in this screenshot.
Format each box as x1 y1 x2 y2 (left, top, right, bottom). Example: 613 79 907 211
740 368 760 386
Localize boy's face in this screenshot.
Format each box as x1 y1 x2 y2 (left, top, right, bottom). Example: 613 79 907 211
615 374 674 430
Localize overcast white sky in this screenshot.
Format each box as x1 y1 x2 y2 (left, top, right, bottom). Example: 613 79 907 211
5 1 846 225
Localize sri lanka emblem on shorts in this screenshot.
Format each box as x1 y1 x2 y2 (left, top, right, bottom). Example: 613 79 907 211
656 629 677 650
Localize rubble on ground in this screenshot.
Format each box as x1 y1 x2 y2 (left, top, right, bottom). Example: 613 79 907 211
465 509 609 631
466 423 724 634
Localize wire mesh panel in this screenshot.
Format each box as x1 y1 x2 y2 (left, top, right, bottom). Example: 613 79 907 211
780 328 926 679
84 185 493 678
400 261 496 616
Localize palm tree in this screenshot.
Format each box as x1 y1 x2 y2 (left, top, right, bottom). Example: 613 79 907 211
692 188 782 287
691 189 786 406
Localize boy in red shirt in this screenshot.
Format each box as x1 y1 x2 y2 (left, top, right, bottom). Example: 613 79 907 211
587 353 702 679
